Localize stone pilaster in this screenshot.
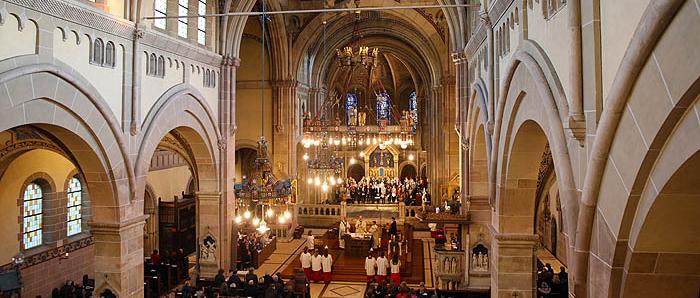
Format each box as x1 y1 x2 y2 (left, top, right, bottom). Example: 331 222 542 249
196 191 222 279
219 55 240 271
272 80 299 178
491 233 538 298
90 216 147 298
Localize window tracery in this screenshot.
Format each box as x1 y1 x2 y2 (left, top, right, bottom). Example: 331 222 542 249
91 38 104 65
197 0 207 45
66 177 82 237
178 0 189 38
154 0 167 29
23 182 43 249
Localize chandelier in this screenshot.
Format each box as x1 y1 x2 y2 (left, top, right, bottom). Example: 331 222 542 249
302 132 344 192
335 2 379 69
336 46 379 68
233 3 294 233
234 137 295 232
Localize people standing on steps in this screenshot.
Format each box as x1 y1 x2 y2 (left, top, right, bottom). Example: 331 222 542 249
375 251 388 283
365 252 377 284
300 247 312 281
390 254 401 285
311 250 322 282
370 221 381 249
306 230 315 251
321 250 333 284
339 217 349 249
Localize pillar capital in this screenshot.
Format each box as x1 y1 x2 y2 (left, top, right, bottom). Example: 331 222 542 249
221 55 241 68
451 52 468 63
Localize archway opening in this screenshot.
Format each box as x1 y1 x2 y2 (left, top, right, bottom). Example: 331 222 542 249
400 164 417 180
0 125 110 298
142 126 218 296
470 125 488 197
235 147 258 180
622 150 700 297
347 164 365 183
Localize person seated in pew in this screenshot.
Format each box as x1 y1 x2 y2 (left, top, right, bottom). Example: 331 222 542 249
150 249 161 265
214 268 226 286
243 280 259 298
226 269 242 289
245 268 258 285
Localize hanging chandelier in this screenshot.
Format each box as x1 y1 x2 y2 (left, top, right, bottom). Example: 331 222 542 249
233 3 295 232
335 1 379 69
302 132 344 192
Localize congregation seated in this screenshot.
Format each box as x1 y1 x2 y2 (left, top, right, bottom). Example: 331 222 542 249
365 281 434 298
46 275 94 298
536 263 568 298
144 248 190 297
238 233 275 269
181 271 297 298
338 177 429 205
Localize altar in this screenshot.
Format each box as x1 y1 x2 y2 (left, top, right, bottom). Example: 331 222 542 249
345 233 372 257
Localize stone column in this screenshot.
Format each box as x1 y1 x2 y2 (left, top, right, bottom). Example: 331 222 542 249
196 191 223 279
272 80 299 178
452 53 470 204
219 56 240 271
91 216 147 297
491 233 538 298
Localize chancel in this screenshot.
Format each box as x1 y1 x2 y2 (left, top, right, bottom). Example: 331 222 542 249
0 0 699 297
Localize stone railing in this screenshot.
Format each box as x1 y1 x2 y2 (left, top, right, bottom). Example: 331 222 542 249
297 204 342 217
435 249 466 290
404 206 422 218
416 206 470 223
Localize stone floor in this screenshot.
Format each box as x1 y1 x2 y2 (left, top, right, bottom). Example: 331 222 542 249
250 229 436 298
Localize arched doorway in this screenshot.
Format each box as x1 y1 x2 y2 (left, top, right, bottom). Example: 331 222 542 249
400 164 417 180
236 148 258 180
145 141 196 259
347 164 365 182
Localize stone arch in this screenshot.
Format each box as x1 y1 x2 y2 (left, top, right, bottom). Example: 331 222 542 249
572 1 700 295
469 124 488 198
0 58 138 295
490 40 577 241
136 85 220 197
398 162 417 180
143 182 158 255
0 57 133 220
497 120 549 233
347 164 365 183
620 151 700 297
488 37 579 296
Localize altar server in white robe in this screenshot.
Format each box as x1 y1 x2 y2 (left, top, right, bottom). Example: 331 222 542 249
365 253 377 284
311 250 323 282
306 230 315 251
300 247 312 280
321 251 333 283
375 251 389 283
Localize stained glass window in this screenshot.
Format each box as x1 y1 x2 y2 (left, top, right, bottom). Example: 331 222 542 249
346 93 358 126
197 0 207 45
66 177 82 237
409 91 418 132
376 92 391 124
23 183 43 249
178 0 189 38
154 0 167 29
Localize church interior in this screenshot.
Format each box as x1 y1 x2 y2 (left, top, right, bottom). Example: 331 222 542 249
0 0 698 297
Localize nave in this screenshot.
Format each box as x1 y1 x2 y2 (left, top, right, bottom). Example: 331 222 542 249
0 0 699 297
